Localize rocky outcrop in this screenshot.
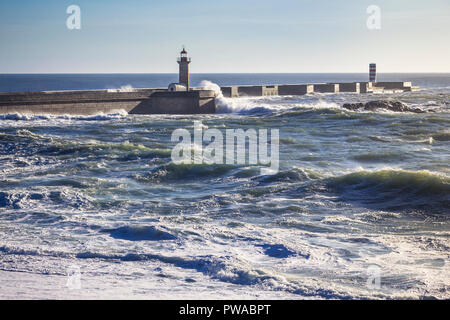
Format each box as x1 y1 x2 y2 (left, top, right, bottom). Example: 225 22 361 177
342 101 427 113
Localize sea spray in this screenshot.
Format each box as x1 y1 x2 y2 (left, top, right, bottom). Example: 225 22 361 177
199 80 237 113
199 81 343 114
107 85 135 93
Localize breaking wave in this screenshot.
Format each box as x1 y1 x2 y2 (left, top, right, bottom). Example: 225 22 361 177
0 243 354 299
328 170 450 212
0 110 128 121
138 162 239 182
256 167 323 184
432 131 450 142
0 130 171 160
106 85 135 93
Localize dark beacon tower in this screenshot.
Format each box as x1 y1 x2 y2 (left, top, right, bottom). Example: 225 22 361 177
369 63 377 82
177 47 191 90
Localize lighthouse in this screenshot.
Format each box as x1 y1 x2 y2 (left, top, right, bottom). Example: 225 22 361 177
177 47 191 90
369 63 377 82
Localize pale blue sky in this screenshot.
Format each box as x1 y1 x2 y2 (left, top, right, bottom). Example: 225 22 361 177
0 0 449 73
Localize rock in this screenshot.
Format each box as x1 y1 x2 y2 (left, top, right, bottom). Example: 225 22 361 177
342 101 427 113
342 103 364 111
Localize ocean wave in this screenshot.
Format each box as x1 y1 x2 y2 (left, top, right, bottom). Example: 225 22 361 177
211 93 446 117
1 243 279 288
351 151 405 162
426 116 450 124
256 167 322 184
432 131 450 141
107 225 177 241
72 251 346 298
1 130 171 160
239 101 341 117
327 170 450 212
0 242 356 299
43 140 172 159
0 114 51 121
199 81 342 116
138 162 239 182
106 85 135 93
0 110 128 121
0 242 281 289
0 189 92 211
216 98 279 115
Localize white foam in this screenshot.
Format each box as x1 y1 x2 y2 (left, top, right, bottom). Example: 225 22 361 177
107 85 135 93
0 110 128 123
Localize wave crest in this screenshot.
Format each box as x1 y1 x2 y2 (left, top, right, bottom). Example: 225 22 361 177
328 170 450 212
107 225 177 241
139 162 238 182
0 111 128 121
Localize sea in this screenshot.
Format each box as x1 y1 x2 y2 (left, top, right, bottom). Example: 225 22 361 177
0 73 449 299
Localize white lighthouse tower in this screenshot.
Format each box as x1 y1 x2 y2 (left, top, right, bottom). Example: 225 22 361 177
168 47 192 92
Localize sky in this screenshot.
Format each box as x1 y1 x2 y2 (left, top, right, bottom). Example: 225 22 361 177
0 0 449 73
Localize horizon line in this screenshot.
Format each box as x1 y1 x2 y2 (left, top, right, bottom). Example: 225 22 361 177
1 72 450 75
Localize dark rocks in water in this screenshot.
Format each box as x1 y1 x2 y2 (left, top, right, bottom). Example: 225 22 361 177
342 101 427 113
342 103 364 111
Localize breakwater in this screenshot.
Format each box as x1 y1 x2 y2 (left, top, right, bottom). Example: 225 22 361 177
220 81 416 97
0 82 417 115
0 89 216 115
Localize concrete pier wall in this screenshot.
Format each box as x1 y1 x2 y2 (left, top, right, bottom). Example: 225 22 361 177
0 101 140 115
237 86 263 97
263 85 278 96
337 83 360 93
221 86 239 98
219 81 413 98
360 82 374 93
130 91 216 114
0 90 150 115
278 84 314 95
0 89 216 115
314 84 339 93
235 85 280 97
375 82 412 90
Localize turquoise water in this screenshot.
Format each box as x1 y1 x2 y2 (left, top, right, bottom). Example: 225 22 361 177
0 74 449 299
